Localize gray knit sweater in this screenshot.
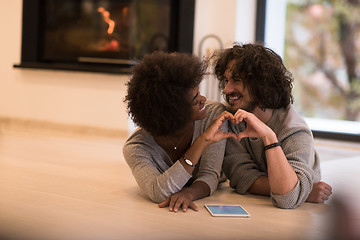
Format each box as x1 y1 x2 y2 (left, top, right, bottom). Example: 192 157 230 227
223 104 321 209
123 101 227 203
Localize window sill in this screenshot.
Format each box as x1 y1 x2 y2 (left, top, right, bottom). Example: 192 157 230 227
306 117 360 142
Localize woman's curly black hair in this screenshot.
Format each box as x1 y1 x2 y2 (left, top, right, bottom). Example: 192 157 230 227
124 51 206 136
214 43 294 109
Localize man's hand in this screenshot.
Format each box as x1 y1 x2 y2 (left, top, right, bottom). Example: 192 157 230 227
306 181 333 203
233 109 273 141
158 188 198 213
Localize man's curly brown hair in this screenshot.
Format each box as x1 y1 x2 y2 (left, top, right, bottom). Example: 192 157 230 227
124 51 206 136
214 43 294 109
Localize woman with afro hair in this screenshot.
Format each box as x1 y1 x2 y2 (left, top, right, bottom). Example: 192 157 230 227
123 51 237 213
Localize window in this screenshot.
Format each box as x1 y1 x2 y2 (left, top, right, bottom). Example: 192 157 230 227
263 0 360 140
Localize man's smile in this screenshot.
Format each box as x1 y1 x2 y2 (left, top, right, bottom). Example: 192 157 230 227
227 93 243 104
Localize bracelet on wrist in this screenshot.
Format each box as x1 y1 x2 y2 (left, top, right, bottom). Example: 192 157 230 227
264 142 281 151
182 155 194 166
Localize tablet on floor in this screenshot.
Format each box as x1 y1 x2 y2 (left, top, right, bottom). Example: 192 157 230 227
205 204 250 217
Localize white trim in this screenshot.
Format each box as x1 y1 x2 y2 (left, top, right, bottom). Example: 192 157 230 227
305 118 360 134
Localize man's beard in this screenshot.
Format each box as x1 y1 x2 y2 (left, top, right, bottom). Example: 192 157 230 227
241 100 257 112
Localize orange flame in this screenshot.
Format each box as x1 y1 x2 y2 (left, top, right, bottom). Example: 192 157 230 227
97 7 115 34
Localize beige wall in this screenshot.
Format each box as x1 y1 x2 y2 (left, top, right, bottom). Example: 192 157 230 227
0 0 255 134
193 0 256 55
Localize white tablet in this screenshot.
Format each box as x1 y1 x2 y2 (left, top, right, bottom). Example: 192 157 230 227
205 204 251 217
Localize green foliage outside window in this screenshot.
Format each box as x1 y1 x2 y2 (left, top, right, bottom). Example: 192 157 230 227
285 0 360 121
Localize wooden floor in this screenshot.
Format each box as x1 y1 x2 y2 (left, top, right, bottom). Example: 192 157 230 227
0 125 359 240
313 138 360 162
0 127 128 240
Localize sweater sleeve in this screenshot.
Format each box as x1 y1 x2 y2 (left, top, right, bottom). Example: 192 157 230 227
123 136 192 203
193 102 228 195
270 129 320 209
222 137 267 194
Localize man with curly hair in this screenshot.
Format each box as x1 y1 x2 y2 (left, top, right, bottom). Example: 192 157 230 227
213 43 332 209
123 51 237 213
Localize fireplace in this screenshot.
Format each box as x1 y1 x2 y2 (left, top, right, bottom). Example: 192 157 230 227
15 0 195 74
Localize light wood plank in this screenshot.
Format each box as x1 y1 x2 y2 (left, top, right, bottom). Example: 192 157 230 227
0 128 359 240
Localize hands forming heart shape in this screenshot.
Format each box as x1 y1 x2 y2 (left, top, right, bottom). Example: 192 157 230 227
204 110 274 143
232 109 274 141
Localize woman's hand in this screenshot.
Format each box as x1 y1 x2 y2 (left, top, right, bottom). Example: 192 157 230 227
201 111 237 144
158 188 198 213
234 109 273 141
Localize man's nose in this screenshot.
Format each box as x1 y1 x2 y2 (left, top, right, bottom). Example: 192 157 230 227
223 81 233 94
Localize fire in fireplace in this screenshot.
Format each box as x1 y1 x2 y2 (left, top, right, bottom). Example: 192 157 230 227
15 0 195 74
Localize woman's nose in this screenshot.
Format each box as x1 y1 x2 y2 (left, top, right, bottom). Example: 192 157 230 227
200 94 207 103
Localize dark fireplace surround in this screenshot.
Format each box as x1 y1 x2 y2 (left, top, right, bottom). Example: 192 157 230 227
15 0 195 74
